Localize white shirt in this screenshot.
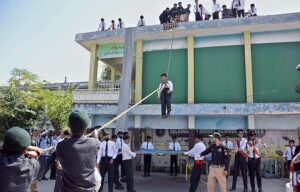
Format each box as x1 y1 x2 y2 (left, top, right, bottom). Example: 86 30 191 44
122 143 136 161
284 146 296 161
158 81 173 92
137 19 146 27
97 140 118 163
142 141 154 150
39 137 48 149
235 138 247 151
193 3 200 14
222 140 234 150
97 141 102 164
116 138 123 150
184 141 206 160
212 3 221 13
201 6 210 16
246 8 257 16
97 22 106 31
108 24 117 30
246 140 267 158
117 21 125 29
169 141 182 151
237 0 245 10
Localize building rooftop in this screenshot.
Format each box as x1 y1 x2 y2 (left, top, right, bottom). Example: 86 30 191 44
75 12 300 51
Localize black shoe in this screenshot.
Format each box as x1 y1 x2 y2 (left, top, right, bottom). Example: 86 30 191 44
251 190 256 192
42 177 48 180
161 115 167 119
258 189 263 192
229 188 236 191
50 177 56 180
167 111 171 117
115 185 124 190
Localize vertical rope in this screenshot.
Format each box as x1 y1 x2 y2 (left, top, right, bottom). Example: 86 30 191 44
166 27 175 76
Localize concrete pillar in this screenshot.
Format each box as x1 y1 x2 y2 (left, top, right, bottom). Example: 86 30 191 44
244 31 255 130
135 39 143 129
88 44 98 89
187 35 195 148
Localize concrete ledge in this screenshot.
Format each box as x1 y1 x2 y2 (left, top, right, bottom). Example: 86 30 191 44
73 102 300 116
75 12 300 50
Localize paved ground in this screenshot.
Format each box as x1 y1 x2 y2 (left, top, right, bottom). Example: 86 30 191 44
38 172 289 192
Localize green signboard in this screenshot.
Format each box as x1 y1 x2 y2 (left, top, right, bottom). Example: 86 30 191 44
98 43 124 59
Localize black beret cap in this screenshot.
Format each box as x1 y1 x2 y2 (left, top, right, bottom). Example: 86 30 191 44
68 110 90 132
3 127 31 151
248 131 256 137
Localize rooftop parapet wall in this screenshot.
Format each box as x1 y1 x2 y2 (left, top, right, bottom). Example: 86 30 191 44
76 12 300 51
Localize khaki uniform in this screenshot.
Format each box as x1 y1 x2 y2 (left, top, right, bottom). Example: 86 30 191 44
200 143 230 192
208 166 227 192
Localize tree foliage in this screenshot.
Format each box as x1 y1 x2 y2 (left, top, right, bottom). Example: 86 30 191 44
100 65 121 80
0 68 72 132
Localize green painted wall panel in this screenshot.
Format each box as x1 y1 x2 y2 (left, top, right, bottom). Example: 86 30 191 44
142 49 188 104
195 46 246 103
252 42 300 102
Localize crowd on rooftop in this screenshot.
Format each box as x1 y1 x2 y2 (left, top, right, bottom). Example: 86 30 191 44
97 0 257 32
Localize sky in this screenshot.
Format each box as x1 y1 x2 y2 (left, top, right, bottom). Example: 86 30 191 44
0 0 300 85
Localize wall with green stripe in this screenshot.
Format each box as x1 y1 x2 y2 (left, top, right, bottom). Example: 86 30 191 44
252 42 300 102
142 49 188 104
194 45 246 103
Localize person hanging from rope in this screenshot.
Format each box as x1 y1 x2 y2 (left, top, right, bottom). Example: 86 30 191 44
158 73 173 119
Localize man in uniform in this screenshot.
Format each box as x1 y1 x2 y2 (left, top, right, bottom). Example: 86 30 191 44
98 131 118 192
0 127 44 191
142 135 154 177
200 132 230 192
158 73 173 118
247 131 267 192
56 110 99 191
229 129 248 192
283 139 296 172
222 134 234 150
169 136 182 176
114 132 125 190
184 134 206 192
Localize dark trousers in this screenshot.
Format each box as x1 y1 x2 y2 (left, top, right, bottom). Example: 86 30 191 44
232 8 237 17
212 12 219 19
99 157 114 192
237 9 245 17
189 164 202 192
144 155 152 176
287 160 292 171
160 89 171 116
54 169 62 192
232 153 248 189
170 155 178 176
248 158 262 190
114 154 123 187
123 159 134 192
195 12 202 21
204 14 211 20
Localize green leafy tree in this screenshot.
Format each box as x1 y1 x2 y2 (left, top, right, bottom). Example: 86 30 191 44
0 69 43 130
0 68 72 133
101 65 121 80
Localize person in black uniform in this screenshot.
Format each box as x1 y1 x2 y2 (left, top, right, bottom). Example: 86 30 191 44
200 132 230 192
229 129 248 192
159 8 170 24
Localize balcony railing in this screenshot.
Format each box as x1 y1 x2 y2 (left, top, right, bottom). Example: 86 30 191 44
73 81 133 104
